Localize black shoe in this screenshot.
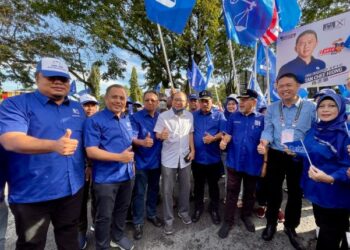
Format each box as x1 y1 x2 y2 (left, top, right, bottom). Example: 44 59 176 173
284 227 304 250
191 209 203 223
241 216 255 232
218 222 232 239
210 210 221 225
147 216 163 227
262 224 276 241
133 224 143 240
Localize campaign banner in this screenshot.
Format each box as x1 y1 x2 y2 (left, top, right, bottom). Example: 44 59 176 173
276 11 350 88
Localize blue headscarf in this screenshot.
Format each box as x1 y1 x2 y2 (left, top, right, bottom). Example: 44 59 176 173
314 92 349 158
224 95 238 119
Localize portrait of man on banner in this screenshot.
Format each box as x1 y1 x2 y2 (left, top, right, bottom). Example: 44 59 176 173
277 29 326 83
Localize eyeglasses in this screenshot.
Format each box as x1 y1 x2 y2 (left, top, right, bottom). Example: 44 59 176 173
47 76 70 83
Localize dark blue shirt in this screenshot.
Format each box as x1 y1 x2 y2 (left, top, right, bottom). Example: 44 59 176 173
84 108 134 184
193 109 226 165
301 127 350 209
0 91 86 203
130 109 162 170
226 112 264 176
278 56 326 83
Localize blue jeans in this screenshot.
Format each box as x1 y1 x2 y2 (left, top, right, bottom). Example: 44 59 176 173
0 201 8 250
132 168 161 225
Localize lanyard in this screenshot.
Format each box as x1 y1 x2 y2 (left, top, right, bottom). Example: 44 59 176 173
279 100 303 128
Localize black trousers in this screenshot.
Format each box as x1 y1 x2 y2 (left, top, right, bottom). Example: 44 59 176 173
10 188 84 250
192 161 221 211
93 180 134 250
224 168 258 225
313 203 349 250
78 180 96 234
265 148 303 228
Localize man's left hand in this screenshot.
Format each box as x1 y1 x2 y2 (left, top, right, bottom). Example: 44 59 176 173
203 132 215 144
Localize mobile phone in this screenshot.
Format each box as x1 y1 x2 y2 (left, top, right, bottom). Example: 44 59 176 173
184 151 191 163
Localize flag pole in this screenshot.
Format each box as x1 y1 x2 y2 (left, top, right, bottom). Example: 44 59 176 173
227 40 240 95
254 42 258 88
157 24 174 88
264 46 271 104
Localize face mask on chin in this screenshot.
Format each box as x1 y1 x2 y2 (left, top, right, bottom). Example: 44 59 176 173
172 107 184 116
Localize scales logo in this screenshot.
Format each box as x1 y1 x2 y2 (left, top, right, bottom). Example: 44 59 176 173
230 0 257 32
156 0 176 8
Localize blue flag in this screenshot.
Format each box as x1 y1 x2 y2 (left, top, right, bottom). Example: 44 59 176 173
284 140 307 157
248 75 267 110
275 0 301 32
144 0 196 34
345 35 350 49
338 85 350 98
188 59 207 92
69 80 77 95
222 0 274 47
205 44 214 85
155 82 162 92
298 88 309 99
256 42 276 81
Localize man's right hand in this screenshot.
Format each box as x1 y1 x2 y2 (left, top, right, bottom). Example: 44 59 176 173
219 140 227 150
143 132 154 147
55 129 79 156
119 146 134 163
160 127 169 140
257 139 268 155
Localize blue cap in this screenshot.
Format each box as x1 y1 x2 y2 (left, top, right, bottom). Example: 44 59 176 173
36 57 70 79
199 90 212 99
189 93 198 100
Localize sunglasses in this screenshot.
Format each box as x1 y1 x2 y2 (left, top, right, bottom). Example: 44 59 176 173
47 76 70 83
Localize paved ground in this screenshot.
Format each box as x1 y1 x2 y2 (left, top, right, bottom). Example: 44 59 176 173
5 179 317 250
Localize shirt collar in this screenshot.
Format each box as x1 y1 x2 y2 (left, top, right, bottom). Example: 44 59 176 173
103 108 126 120
199 108 213 116
281 97 301 108
239 110 258 117
34 90 70 106
141 109 159 118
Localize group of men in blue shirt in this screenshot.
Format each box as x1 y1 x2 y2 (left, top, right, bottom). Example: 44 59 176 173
3 56 345 250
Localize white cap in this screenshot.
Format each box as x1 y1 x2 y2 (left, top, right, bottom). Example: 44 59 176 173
36 57 70 79
79 94 99 105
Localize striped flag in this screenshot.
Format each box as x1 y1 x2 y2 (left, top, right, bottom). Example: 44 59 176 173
260 6 279 46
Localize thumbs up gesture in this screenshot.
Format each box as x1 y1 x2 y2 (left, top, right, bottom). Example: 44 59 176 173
120 146 134 163
143 132 154 148
203 132 215 144
160 127 169 140
55 129 79 155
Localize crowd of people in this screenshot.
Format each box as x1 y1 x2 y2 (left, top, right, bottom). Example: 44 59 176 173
0 57 349 250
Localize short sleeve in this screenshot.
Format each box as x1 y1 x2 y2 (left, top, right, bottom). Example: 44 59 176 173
84 117 102 147
0 97 29 135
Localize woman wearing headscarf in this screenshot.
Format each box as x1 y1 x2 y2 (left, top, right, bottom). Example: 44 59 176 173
223 94 239 119
301 92 350 250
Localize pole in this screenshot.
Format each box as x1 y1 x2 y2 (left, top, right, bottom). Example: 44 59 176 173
264 46 271 104
157 24 174 88
227 40 240 95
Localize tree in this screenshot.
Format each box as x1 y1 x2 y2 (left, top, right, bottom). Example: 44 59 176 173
129 67 142 102
87 62 101 98
0 1 126 94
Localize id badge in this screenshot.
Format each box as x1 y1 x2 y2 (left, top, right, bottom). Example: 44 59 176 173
281 129 294 144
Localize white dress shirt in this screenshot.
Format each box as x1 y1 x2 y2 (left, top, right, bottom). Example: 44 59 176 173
154 109 194 169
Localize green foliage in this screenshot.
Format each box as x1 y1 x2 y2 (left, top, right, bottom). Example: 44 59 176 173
87 62 101 97
129 67 142 102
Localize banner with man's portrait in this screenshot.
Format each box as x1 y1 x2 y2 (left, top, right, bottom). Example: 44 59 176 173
277 11 350 88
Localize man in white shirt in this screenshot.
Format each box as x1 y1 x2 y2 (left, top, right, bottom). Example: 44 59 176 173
154 91 195 235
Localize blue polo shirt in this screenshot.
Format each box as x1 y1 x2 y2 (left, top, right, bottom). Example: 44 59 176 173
84 108 134 184
278 56 326 83
0 91 86 203
130 109 162 170
226 111 264 176
193 109 226 165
